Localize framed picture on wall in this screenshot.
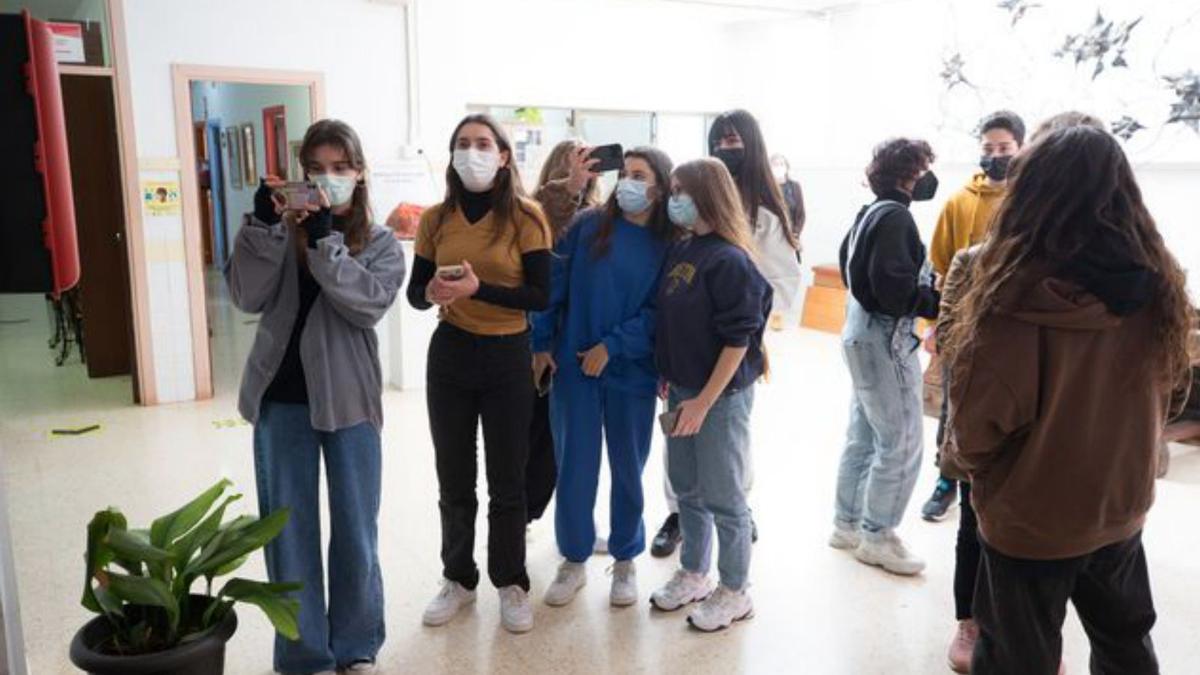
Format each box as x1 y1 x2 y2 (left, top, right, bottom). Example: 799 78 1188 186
225 128 242 190
240 124 257 185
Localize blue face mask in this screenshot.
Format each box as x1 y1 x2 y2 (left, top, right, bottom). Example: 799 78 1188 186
311 173 358 207
615 179 652 215
668 194 699 229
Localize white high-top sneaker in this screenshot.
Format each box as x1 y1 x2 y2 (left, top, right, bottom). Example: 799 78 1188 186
609 560 637 607
543 561 587 606
854 530 926 576
650 568 715 611
499 585 534 634
422 579 475 626
687 585 754 632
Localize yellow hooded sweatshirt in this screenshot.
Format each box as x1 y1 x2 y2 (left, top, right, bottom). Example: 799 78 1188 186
929 173 1007 276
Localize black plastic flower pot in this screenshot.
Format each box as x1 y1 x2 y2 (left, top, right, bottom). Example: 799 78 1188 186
68 595 238 675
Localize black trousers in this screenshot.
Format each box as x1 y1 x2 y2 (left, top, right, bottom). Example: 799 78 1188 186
526 392 557 522
972 532 1158 675
954 481 981 620
427 322 533 591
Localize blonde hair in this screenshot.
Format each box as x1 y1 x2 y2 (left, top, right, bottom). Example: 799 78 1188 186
672 158 757 259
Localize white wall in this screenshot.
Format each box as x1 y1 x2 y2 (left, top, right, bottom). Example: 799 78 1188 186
189 81 312 246
120 0 409 402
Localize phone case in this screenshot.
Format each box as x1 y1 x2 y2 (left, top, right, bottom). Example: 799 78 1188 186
658 409 681 436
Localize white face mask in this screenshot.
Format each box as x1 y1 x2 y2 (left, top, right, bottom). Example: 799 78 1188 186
453 148 502 192
310 173 358 207
771 164 787 182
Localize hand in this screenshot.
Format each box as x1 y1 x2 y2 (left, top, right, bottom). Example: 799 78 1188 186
657 379 669 401
577 343 609 377
425 277 456 306
432 260 481 303
299 190 333 248
566 145 601 195
254 176 286 225
533 352 557 386
671 396 713 437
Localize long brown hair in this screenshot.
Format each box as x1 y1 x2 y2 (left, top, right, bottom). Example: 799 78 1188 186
432 113 544 245
708 109 797 249
537 140 603 214
299 119 372 255
672 158 756 259
943 125 1191 397
592 146 675 257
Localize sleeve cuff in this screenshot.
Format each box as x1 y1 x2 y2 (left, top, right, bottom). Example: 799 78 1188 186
602 335 622 359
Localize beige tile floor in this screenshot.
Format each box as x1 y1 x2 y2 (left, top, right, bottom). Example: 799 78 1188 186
2 290 1199 674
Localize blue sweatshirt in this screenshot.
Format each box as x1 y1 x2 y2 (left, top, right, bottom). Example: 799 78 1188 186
655 234 772 393
532 210 670 396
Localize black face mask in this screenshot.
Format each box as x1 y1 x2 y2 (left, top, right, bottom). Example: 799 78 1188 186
713 147 746 177
911 170 939 201
980 155 1012 182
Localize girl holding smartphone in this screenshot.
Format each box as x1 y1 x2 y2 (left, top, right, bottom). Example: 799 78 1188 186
532 147 675 608
406 113 552 634
227 119 404 675
650 158 772 632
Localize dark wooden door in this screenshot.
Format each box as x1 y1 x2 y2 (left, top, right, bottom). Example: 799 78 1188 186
60 74 134 379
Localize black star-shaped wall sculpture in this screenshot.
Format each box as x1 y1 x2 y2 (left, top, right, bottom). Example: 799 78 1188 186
1054 11 1143 80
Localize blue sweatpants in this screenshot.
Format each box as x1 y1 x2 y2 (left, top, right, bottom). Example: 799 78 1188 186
549 373 656 563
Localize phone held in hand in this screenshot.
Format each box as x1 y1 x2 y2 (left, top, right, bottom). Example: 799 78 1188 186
658 408 681 436
536 367 553 398
277 182 319 211
436 264 466 281
587 143 624 173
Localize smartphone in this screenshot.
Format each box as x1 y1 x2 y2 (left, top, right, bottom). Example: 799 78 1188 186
587 143 624 173
658 409 681 436
436 264 466 280
277 182 318 211
536 367 553 397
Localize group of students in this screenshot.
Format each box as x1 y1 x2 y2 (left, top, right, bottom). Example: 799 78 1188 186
830 109 1189 675
225 105 1189 675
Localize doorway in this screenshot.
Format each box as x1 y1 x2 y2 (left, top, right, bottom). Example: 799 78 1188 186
175 67 323 397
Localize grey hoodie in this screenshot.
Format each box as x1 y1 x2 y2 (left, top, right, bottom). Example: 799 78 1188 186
225 215 406 432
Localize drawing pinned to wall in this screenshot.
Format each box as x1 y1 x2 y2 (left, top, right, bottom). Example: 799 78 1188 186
1053 12 1142 80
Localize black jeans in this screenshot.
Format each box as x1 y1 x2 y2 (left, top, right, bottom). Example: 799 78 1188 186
427 322 533 591
526 392 557 522
954 482 980 620
972 532 1158 675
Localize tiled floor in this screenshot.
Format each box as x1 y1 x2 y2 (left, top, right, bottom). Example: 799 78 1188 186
2 291 1199 674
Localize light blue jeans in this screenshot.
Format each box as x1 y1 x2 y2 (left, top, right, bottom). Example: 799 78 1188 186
834 297 925 538
667 384 755 591
254 401 385 674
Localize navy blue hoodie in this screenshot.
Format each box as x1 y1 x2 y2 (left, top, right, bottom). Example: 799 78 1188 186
655 234 772 393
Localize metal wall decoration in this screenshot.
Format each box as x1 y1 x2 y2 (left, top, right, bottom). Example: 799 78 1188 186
997 0 1040 27
240 124 257 185
225 127 242 190
1165 70 1200 132
1053 12 1142 80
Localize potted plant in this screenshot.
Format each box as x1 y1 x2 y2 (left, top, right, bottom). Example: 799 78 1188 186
69 479 301 675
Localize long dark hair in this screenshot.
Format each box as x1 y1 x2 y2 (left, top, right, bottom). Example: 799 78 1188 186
592 146 675 257
944 125 1192 395
708 109 796 248
432 113 544 245
299 119 372 255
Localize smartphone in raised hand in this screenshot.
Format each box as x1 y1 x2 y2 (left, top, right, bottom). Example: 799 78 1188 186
277 182 319 211
586 143 624 173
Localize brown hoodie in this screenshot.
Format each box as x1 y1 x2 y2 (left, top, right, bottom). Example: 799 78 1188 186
945 268 1167 560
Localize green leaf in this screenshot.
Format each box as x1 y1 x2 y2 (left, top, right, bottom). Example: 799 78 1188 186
82 508 126 613
106 573 180 635
187 509 289 579
211 553 250 578
106 528 174 565
169 494 241 573
214 578 302 640
150 479 231 549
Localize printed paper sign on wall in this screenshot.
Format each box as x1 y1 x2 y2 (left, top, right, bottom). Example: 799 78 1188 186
141 180 181 217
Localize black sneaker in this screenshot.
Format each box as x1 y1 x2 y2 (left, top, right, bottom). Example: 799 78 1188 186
651 513 681 557
921 479 957 522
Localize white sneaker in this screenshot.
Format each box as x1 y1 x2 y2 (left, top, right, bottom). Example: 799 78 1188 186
422 579 475 626
650 568 715 611
687 585 754 632
609 560 637 607
344 661 377 673
499 585 534 633
543 561 587 607
593 536 608 555
829 525 862 550
854 531 926 576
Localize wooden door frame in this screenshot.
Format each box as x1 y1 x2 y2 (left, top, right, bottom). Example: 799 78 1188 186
171 64 325 399
261 104 286 178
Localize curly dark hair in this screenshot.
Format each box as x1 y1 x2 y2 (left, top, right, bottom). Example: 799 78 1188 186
865 138 935 197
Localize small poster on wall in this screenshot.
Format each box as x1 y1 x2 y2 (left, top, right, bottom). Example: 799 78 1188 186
141 180 181 216
370 157 440 240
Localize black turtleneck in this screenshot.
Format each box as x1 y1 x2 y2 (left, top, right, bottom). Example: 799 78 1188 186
837 188 939 320
459 188 494 224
